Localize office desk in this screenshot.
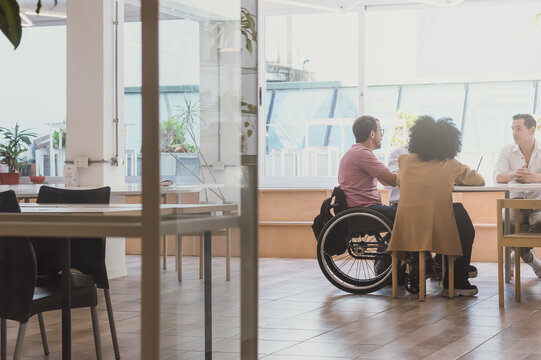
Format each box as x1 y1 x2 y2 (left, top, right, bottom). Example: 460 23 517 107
0 203 240 360
455 183 541 283
0 183 222 200
4 183 226 272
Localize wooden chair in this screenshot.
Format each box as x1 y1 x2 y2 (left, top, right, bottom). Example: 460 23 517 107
497 198 541 307
392 251 455 301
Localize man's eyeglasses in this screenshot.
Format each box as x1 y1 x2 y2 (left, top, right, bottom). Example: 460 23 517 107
379 128 385 136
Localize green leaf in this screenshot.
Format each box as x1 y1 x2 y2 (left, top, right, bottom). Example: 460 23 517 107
244 121 250 127
536 12 541 26
0 0 22 49
245 39 253 55
247 129 253 137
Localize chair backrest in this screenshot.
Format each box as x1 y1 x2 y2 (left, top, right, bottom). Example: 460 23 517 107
0 190 36 323
37 185 111 204
35 186 111 289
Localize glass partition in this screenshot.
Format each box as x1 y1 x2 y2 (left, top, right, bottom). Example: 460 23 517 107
158 1 244 358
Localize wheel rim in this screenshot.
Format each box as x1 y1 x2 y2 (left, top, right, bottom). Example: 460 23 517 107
319 211 392 292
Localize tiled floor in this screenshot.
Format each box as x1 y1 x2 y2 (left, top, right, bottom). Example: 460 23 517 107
6 257 541 359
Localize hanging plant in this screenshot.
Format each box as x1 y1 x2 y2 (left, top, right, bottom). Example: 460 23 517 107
0 0 56 49
241 7 257 56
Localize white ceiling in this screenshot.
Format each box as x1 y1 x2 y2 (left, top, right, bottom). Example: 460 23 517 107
15 0 537 27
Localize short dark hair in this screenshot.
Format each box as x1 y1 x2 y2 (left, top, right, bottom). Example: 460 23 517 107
352 116 379 143
512 114 536 129
408 116 462 162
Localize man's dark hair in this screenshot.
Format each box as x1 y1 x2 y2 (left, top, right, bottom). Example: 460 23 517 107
352 116 379 143
408 116 462 161
512 114 536 129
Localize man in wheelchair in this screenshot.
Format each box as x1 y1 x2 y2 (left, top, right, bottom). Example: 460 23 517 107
338 116 397 221
314 115 403 294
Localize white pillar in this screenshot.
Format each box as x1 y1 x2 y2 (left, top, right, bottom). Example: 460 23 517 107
358 7 366 116
67 0 126 279
198 20 241 203
66 0 125 187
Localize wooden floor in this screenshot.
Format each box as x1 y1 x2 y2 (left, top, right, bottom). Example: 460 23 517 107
6 257 541 359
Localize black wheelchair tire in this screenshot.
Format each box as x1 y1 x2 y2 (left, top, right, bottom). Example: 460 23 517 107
317 207 393 294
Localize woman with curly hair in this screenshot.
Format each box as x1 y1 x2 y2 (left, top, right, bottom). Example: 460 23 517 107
388 116 485 296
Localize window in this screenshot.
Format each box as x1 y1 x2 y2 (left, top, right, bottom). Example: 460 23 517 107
0 26 66 176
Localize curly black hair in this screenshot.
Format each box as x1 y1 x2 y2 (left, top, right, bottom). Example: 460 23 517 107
408 116 462 161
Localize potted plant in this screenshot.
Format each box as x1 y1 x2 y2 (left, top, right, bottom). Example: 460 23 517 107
0 123 37 184
159 116 198 177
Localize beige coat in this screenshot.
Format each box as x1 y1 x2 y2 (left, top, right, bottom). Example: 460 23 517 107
387 154 485 256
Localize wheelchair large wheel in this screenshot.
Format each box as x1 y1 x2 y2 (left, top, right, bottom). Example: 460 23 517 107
317 208 393 294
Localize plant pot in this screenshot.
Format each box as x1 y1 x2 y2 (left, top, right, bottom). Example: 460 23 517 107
0 173 21 185
30 175 46 184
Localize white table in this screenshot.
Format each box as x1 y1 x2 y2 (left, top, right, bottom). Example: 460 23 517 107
0 203 240 360
4 183 226 272
455 183 541 283
0 183 222 199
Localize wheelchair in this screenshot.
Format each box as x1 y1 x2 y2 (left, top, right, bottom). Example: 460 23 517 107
317 206 422 295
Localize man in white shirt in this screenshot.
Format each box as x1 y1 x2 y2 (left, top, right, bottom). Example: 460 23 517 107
387 145 409 205
494 113 541 277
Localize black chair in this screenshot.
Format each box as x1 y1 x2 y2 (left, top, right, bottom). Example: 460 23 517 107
32 186 120 359
0 190 102 360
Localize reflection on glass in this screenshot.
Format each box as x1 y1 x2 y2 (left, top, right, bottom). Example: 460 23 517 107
399 83 465 130
463 81 536 150
266 88 334 152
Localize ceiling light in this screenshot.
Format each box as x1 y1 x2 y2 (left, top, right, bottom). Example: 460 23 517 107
415 0 467 7
263 0 341 13
20 12 33 27
21 9 67 19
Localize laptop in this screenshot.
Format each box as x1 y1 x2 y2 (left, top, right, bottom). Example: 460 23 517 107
475 155 483 173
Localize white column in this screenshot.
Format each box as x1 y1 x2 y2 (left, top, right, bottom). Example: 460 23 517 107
67 0 126 278
199 20 241 203
66 0 125 187
358 7 366 116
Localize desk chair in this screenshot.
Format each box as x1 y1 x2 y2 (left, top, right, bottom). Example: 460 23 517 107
497 198 541 307
176 228 231 282
32 186 120 359
0 190 102 360
175 203 234 282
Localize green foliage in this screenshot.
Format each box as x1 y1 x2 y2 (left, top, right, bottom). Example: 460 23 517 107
241 101 257 115
391 111 419 147
0 123 37 173
536 12 541 26
0 0 22 49
175 97 200 134
241 7 257 56
0 0 56 49
53 129 66 149
160 117 196 153
243 119 255 138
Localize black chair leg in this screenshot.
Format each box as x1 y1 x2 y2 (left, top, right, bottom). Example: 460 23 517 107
13 322 27 360
104 289 121 359
1 319 6 360
37 313 50 355
90 307 103 360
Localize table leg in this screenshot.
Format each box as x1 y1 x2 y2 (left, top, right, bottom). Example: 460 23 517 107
204 231 212 360
504 191 511 283
62 238 72 360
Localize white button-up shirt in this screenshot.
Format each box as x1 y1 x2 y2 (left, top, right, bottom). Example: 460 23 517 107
387 145 409 204
494 141 541 199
